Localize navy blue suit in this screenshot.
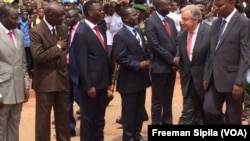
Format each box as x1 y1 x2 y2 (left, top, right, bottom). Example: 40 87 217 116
113 26 151 141
74 22 111 141
68 23 84 132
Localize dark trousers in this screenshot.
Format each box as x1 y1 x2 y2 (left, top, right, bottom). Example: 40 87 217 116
80 88 108 141
25 47 34 76
179 79 204 125
35 91 70 141
69 79 80 131
121 90 146 141
203 80 243 124
151 72 176 125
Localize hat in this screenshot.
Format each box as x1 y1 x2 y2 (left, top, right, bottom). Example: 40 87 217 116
63 0 77 3
133 4 146 12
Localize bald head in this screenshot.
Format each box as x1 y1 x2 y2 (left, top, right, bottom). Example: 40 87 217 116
45 2 65 26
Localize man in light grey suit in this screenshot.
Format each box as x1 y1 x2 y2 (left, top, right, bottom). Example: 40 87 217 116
178 5 210 125
203 0 250 124
0 4 30 141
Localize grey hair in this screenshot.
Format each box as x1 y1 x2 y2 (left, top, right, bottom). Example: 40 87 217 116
181 4 202 22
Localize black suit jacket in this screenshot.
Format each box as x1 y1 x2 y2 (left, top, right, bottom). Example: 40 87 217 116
178 23 210 97
145 14 178 74
204 11 250 92
74 22 111 91
113 26 151 93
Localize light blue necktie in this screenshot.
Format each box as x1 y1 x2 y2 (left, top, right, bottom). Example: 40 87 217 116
133 29 143 48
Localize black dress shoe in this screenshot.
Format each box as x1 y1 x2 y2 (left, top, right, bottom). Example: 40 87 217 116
77 115 81 120
76 109 80 115
116 116 122 124
106 93 114 106
70 130 76 137
134 136 145 141
143 113 149 121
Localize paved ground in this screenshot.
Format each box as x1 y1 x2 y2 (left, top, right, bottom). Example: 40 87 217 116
19 74 247 141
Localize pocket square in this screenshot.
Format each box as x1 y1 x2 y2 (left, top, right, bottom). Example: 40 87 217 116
246 69 250 84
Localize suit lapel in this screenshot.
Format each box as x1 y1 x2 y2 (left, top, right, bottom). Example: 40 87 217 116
13 29 23 63
212 19 221 51
192 24 204 62
181 31 189 62
0 28 16 52
216 12 238 50
41 21 57 46
84 23 107 52
153 14 170 38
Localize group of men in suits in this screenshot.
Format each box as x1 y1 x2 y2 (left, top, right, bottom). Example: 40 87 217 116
1 0 250 141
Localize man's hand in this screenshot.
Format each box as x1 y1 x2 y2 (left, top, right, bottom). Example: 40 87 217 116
87 87 96 98
203 81 207 89
139 60 150 69
173 57 180 66
232 84 243 99
57 37 67 49
24 89 30 103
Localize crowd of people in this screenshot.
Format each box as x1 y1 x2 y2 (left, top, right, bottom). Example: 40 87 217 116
0 0 250 141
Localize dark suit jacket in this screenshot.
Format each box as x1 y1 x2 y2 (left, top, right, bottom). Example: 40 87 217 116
178 23 210 97
74 22 111 91
145 14 178 74
68 23 84 85
30 21 69 92
204 11 250 92
113 26 151 93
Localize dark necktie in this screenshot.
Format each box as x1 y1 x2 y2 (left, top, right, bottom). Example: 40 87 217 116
216 19 226 46
94 26 106 50
68 26 73 47
163 19 172 37
52 28 56 37
133 29 143 48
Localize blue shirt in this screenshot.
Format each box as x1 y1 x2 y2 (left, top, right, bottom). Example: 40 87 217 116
19 20 30 47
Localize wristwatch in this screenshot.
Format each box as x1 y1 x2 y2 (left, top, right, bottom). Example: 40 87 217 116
57 44 62 49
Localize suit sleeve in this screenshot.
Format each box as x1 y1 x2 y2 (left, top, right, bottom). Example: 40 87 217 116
30 29 62 64
145 19 175 65
235 19 250 85
113 33 140 71
74 32 93 89
20 31 30 89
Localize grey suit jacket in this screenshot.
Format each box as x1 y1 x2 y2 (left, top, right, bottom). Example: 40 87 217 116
204 11 250 92
145 13 178 74
178 23 210 97
0 28 30 104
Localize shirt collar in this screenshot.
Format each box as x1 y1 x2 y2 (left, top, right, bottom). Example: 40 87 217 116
224 8 237 23
85 19 96 29
43 16 56 31
72 21 80 30
192 23 200 34
124 24 134 33
0 22 13 34
156 11 165 22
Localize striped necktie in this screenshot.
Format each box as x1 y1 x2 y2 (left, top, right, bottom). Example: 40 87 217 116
133 29 143 48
